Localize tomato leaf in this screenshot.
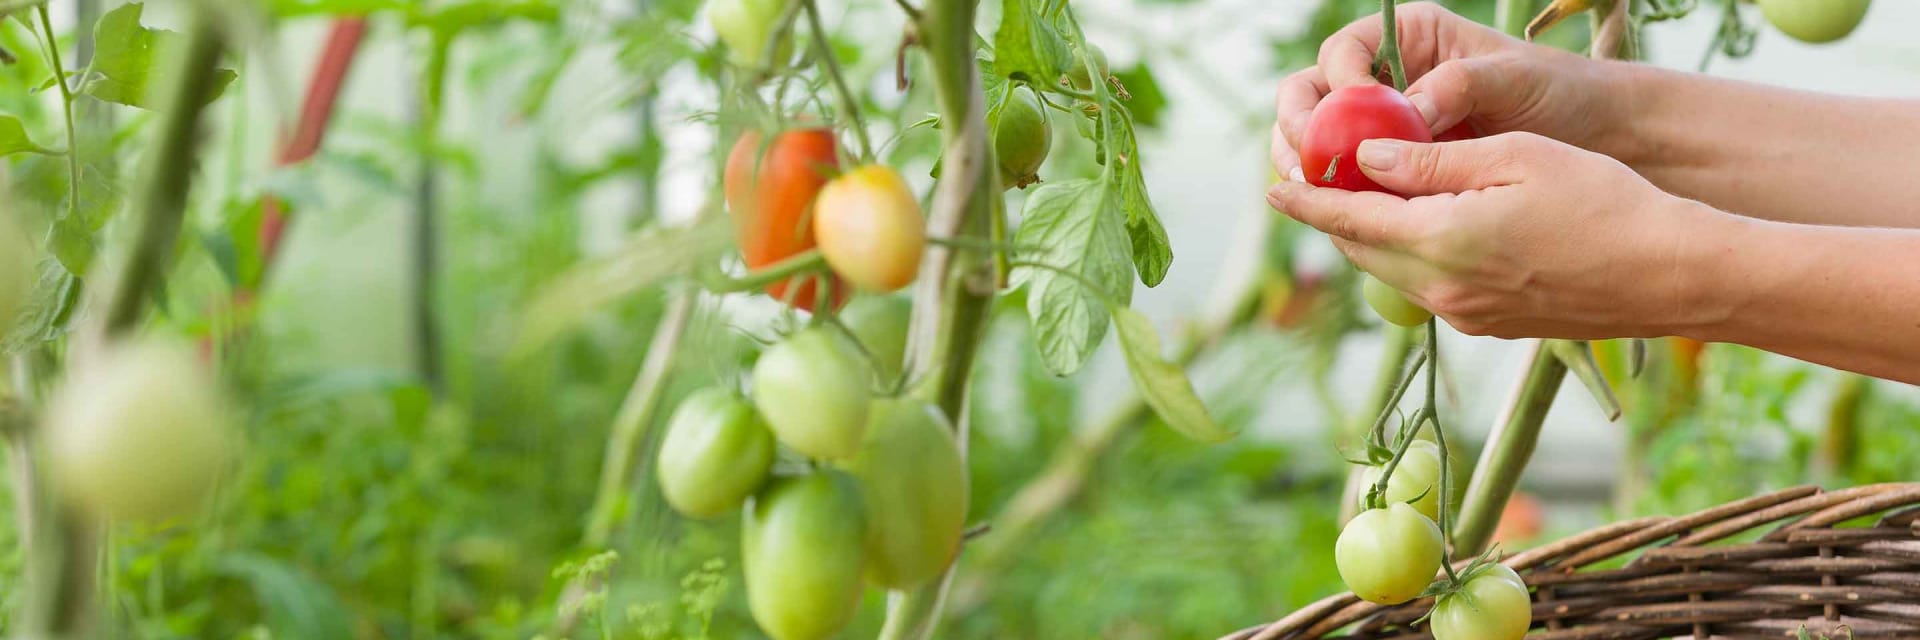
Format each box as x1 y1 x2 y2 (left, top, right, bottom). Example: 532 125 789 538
0 114 56 156
1110 304 1232 442
1012 179 1133 376
1 258 79 356
1110 116 1172 287
1110 63 1168 129
216 552 357 639
81 3 237 110
991 0 1071 86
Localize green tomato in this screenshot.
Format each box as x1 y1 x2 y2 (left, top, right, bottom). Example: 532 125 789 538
656 387 777 519
1432 564 1533 640
753 327 874 460
841 397 968 589
1335 502 1444 605
742 471 867 640
994 87 1052 190
840 295 912 382
44 339 237 522
1363 273 1432 327
708 0 791 67
1758 0 1870 44
1065 44 1110 91
1359 440 1444 521
0 216 31 335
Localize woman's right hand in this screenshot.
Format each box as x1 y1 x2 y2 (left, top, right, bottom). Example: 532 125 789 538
1272 2 1631 182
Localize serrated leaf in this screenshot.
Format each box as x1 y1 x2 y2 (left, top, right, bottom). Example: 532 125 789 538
2 259 78 355
991 0 1071 85
1111 304 1231 442
1012 179 1133 375
1110 116 1171 286
0 115 56 156
80 3 237 110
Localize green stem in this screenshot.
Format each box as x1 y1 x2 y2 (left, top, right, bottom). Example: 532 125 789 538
412 33 451 393
1376 0 1408 91
1495 0 1534 37
582 292 695 548
32 5 80 225
1453 341 1566 556
800 0 874 161
695 250 828 293
879 0 997 631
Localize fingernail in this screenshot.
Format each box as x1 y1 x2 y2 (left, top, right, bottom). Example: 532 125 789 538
1288 167 1306 182
1357 139 1404 171
1408 93 1440 127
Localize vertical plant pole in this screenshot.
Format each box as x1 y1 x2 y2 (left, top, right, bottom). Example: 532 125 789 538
412 32 453 393
19 10 230 635
255 18 369 292
878 0 998 633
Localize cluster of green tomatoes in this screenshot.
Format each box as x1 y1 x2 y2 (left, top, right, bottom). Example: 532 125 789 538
1339 440 1532 640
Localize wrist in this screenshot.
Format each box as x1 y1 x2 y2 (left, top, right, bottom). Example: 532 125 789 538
1660 198 1765 342
1584 60 1659 167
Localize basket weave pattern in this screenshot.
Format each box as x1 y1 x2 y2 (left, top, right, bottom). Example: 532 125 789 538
1223 484 1920 640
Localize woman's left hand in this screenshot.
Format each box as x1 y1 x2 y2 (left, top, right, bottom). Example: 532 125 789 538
1266 131 1736 340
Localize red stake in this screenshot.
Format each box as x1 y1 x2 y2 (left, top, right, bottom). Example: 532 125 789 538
255 17 368 290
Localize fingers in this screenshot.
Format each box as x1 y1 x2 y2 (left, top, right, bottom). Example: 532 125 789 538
1353 132 1552 197
1330 237 1434 291
1272 67 1328 181
1317 13 1386 89
1404 57 1501 136
1267 181 1430 250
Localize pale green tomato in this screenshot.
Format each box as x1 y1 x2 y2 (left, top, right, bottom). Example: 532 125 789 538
44 339 237 522
752 327 874 460
994 87 1052 189
1335 502 1444 605
1359 440 1444 521
1065 44 1109 91
655 387 776 519
708 0 791 68
840 295 912 382
1363 274 1431 327
1432 564 1533 640
742 471 867 640
1758 0 1870 44
841 397 967 589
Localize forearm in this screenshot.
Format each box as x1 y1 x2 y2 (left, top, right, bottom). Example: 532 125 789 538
1603 63 1920 228
1678 207 1920 384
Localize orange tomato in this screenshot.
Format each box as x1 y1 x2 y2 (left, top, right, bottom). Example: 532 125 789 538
813 165 925 292
724 129 849 311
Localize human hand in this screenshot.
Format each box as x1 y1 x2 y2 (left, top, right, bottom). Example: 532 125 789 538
1266 132 1733 340
1271 2 1627 181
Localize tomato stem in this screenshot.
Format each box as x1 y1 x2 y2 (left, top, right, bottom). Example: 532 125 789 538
1376 0 1409 91
697 250 830 294
29 4 79 226
801 0 876 161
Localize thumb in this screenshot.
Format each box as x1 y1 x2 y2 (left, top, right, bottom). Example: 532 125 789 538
1354 133 1541 196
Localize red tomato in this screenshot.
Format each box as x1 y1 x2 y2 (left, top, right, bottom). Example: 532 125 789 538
724 129 850 312
1436 121 1477 142
1299 85 1432 193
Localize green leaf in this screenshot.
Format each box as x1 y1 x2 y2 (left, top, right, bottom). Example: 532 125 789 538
1111 304 1231 442
1111 116 1171 287
46 214 93 276
216 552 356 639
1111 63 1168 129
0 114 55 156
80 3 237 110
1012 179 1134 376
265 0 408 17
991 0 1071 86
1 258 78 355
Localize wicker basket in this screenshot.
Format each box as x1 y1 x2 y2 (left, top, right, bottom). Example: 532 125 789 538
1222 483 1920 640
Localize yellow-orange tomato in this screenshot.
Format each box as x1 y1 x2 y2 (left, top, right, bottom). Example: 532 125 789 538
812 165 926 292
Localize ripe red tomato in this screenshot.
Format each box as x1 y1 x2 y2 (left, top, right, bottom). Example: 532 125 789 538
724 129 849 312
1436 121 1477 142
1299 85 1433 193
812 165 926 292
